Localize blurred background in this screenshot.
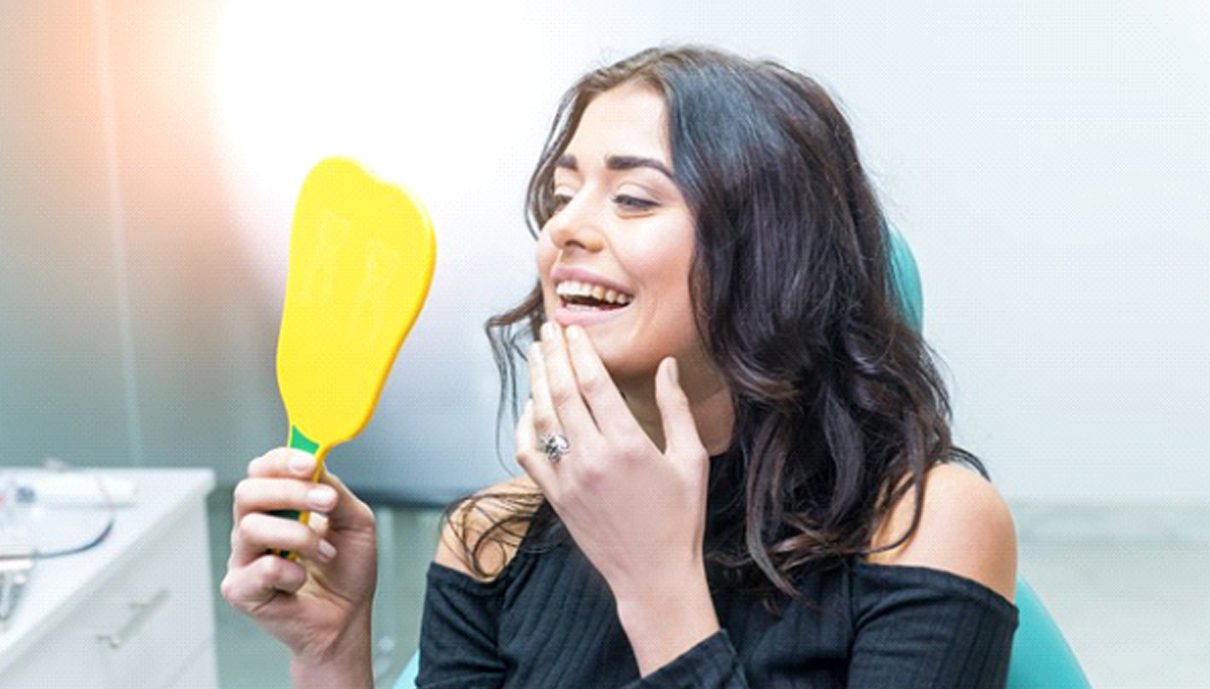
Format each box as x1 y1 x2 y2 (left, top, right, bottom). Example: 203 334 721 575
1 0 1207 687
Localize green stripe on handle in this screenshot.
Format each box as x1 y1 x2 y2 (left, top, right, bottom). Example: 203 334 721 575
268 424 324 560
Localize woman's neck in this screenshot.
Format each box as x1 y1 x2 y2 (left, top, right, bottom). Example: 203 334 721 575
617 366 734 456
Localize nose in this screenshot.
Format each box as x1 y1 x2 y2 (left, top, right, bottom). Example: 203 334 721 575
545 192 606 253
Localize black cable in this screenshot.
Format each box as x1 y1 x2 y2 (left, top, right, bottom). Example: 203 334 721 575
35 515 115 559
0 470 119 560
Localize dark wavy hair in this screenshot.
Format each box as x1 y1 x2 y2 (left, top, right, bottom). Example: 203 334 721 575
440 44 988 616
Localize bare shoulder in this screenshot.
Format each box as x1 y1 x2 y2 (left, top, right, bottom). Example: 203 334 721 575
433 475 541 582
865 463 1018 602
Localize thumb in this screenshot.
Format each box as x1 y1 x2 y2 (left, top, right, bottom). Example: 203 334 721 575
655 357 706 461
316 466 375 531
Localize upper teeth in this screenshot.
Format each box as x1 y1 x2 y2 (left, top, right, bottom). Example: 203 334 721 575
555 280 633 305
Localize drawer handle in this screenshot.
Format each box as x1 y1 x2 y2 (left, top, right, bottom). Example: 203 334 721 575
96 588 170 649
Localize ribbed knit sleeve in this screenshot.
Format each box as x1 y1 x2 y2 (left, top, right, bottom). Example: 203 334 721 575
615 628 750 689
415 562 511 689
412 482 1019 689
847 562 1019 688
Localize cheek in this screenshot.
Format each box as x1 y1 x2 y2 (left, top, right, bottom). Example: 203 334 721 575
638 260 698 338
535 235 557 307
660 252 704 347
535 231 555 269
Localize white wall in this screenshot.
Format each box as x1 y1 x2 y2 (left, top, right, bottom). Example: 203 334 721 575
326 0 1210 504
3 0 1206 504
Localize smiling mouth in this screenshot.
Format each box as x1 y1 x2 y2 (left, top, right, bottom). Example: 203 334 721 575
555 279 634 312
559 295 630 312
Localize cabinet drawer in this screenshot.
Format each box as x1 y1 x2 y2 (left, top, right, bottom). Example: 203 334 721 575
165 641 219 689
90 503 215 688
0 619 107 688
4 501 215 689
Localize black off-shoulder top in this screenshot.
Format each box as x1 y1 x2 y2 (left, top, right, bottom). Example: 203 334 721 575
417 450 1018 688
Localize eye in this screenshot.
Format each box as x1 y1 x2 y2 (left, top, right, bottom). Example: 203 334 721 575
550 192 572 211
613 195 657 210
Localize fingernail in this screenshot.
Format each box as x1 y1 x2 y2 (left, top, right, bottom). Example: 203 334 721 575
666 358 679 384
307 486 336 509
566 325 582 341
317 539 337 562
289 451 314 474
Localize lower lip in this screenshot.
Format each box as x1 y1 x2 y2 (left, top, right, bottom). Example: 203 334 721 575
553 301 630 327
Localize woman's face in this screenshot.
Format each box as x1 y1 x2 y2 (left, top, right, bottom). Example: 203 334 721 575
536 82 711 386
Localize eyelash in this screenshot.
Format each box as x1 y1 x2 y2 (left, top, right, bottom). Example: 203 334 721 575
551 192 656 212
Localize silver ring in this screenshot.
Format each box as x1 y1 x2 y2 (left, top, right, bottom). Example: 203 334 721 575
538 432 571 463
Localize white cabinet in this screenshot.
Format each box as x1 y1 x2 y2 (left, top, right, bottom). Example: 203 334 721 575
0 469 218 689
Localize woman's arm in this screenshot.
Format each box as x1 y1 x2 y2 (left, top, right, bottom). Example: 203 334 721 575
612 563 722 677
863 463 1018 603
415 478 539 689
518 324 752 687
289 609 375 689
848 463 1019 688
220 449 379 689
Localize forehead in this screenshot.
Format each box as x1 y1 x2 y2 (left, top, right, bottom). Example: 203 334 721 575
563 83 671 165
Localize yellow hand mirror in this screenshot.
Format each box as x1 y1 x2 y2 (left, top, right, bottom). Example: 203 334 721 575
270 156 436 559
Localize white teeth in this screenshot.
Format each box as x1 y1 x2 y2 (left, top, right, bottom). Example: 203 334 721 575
555 280 633 305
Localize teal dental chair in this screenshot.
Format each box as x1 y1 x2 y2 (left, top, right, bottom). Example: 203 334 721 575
393 225 1091 689
884 224 1090 689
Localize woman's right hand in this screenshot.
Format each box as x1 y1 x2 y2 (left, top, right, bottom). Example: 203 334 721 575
220 448 378 660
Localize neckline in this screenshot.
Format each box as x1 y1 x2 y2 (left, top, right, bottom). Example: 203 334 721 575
849 558 1019 612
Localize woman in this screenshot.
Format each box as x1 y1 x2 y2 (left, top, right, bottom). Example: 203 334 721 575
223 45 1018 688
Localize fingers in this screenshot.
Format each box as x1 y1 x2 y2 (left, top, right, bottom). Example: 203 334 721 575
527 343 563 445
230 511 336 568
247 447 321 480
314 467 376 530
308 511 330 539
515 399 557 495
535 322 598 440
563 325 641 437
655 357 707 462
232 476 336 524
236 448 373 531
230 447 361 570
221 553 308 614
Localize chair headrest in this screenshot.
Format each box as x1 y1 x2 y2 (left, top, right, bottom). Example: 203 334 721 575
885 220 923 332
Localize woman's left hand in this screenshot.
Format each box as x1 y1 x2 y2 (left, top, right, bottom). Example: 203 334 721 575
518 321 711 601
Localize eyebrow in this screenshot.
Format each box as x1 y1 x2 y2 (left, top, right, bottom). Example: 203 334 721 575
555 154 674 181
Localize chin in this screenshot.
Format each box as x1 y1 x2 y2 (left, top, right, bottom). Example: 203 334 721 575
599 353 661 386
